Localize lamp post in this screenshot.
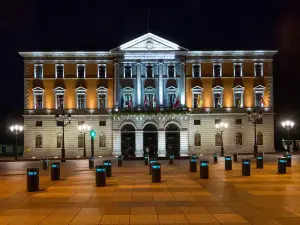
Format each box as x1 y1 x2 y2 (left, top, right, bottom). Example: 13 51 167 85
55 111 71 162
282 120 295 153
247 110 262 158
78 124 91 158
10 125 23 161
90 130 96 158
215 122 228 156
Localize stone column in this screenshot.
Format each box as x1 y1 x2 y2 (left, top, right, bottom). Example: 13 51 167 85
180 61 186 105
158 62 163 107
112 130 121 156
180 130 188 156
135 131 143 157
157 130 166 157
114 63 120 109
136 61 141 108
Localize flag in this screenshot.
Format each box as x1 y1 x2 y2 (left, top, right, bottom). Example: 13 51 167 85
236 98 241 108
260 97 266 107
144 95 148 107
128 96 132 109
153 95 157 108
173 96 180 108
197 94 203 108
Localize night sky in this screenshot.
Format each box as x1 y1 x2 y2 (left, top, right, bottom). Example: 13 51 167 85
0 0 300 147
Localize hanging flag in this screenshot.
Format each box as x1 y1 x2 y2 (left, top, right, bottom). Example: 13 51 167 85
236 98 241 108
173 96 180 108
128 96 133 109
197 94 203 108
153 95 157 108
144 95 148 107
260 97 266 107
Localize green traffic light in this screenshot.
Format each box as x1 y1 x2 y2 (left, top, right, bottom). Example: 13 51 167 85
90 129 96 138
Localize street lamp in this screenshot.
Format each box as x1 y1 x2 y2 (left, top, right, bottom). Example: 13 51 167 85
282 120 295 153
247 110 262 158
55 111 71 162
10 124 23 161
215 122 228 156
78 124 91 158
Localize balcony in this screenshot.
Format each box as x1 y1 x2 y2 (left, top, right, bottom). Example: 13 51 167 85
24 108 111 116
190 107 272 114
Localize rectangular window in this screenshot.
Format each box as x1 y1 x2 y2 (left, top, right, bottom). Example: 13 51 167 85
144 94 154 107
193 65 201 77
56 64 64 78
257 118 263 124
146 65 153 78
77 94 85 109
99 121 106 126
99 136 106 147
124 66 132 78
215 119 221 124
194 120 201 125
98 94 107 108
77 65 85 78
78 121 85 125
34 64 43 78
234 92 243 108
193 94 198 108
214 93 222 108
98 64 106 78
255 63 263 77
124 93 133 108
213 64 221 77
56 121 64 126
35 95 43 109
255 92 263 107
36 121 42 126
168 65 175 77
234 64 242 77
168 93 176 107
56 94 64 109
235 119 242 125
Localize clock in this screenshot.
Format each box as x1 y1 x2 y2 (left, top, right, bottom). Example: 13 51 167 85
146 40 153 49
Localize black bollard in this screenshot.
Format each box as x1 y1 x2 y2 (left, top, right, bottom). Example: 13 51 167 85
51 162 60 181
95 165 106 187
256 154 263 169
118 156 123 167
169 155 174 164
225 156 232 170
233 153 238 162
144 155 149 165
89 157 94 169
103 160 112 177
213 154 218 163
27 168 39 192
149 158 157 175
242 159 251 176
278 157 287 174
200 161 209 179
152 162 161 182
190 157 197 172
285 154 292 167
42 159 48 170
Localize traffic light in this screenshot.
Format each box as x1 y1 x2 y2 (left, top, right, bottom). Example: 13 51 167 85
90 130 96 138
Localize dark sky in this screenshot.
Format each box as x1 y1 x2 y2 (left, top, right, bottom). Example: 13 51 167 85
0 0 300 146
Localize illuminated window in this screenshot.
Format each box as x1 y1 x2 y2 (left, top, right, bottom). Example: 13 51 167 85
33 87 44 109
143 87 156 108
215 133 222 146
54 87 65 109
233 85 244 108
122 87 134 108
78 133 84 148
213 64 222 77
77 64 85 78
192 64 201 77
35 134 42 148
55 64 64 78
98 64 106 78
34 64 43 78
194 133 201 146
99 134 106 148
254 63 263 77
253 85 265 107
192 86 203 108
257 132 263 145
76 87 86 109
236 132 243 146
96 87 108 109
213 86 224 108
234 63 242 77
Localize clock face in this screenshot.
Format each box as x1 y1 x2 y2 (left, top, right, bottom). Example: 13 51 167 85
146 40 153 49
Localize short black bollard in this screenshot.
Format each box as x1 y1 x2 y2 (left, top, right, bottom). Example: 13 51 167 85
149 158 157 175
51 162 60 181
103 160 112 177
169 155 174 164
278 157 287 174
233 153 238 162
285 154 292 167
256 154 264 169
200 161 209 179
225 156 232 170
118 156 123 167
242 159 251 176
152 162 161 182
144 155 149 165
190 157 197 172
89 157 94 169
42 159 48 170
213 154 218 163
27 168 39 192
95 165 106 187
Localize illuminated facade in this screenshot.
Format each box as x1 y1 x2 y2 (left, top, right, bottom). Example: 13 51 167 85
20 33 277 158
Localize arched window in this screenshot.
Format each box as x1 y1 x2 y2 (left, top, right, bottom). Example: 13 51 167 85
257 132 263 145
78 133 84 148
35 134 42 148
194 133 201 146
99 134 106 148
215 133 222 146
57 134 62 148
236 132 243 146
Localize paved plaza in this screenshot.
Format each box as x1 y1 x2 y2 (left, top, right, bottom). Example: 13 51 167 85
0 155 300 224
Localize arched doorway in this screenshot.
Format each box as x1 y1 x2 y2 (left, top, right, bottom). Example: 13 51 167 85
143 123 158 157
165 123 180 157
121 124 136 159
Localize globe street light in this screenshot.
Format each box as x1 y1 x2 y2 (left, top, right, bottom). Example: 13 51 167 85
215 122 228 156
55 111 71 162
78 124 91 158
282 120 295 153
247 110 262 158
10 124 23 161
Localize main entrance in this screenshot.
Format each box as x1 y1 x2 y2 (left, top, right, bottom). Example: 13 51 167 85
165 123 180 156
143 124 158 157
121 124 136 159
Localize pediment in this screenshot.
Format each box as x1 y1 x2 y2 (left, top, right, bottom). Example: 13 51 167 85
111 33 188 52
